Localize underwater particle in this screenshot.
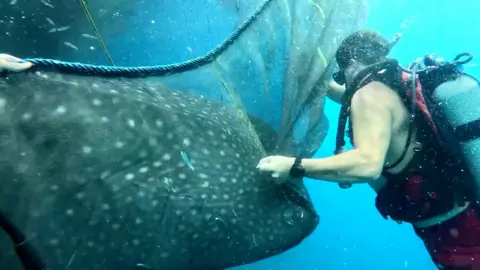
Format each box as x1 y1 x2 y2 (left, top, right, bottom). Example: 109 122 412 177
64 42 78 50
151 20 155 24
65 208 74 216
180 151 195 171
449 228 459 238
186 46 194 58
82 146 92 154
282 208 295 226
10 0 17 5
49 238 59 246
89 46 95 50
399 16 417 30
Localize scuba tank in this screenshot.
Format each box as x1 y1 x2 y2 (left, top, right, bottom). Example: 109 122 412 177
416 53 480 204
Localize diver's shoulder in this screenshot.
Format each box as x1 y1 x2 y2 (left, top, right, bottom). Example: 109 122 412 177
353 81 397 105
359 80 396 93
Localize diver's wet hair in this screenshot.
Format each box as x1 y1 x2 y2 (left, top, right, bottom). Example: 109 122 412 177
335 29 390 70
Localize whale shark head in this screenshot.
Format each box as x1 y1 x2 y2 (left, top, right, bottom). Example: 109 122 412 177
0 70 319 270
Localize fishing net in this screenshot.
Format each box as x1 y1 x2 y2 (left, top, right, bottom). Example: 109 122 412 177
0 0 368 269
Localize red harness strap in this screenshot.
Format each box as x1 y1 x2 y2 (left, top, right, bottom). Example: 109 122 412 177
401 72 439 138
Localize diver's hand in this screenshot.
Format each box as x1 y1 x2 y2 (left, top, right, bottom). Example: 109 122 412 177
257 155 295 183
0 54 32 72
327 80 346 104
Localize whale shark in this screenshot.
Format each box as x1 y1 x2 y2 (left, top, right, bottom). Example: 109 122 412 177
0 70 319 270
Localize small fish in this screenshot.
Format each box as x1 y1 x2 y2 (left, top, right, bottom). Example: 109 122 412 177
232 209 239 219
48 26 70 33
180 151 195 171
63 42 78 50
81 33 98 40
135 263 152 269
40 0 54 8
65 251 77 269
55 26 70 32
46 18 55 26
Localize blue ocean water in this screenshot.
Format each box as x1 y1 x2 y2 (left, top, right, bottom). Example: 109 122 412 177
102 0 480 269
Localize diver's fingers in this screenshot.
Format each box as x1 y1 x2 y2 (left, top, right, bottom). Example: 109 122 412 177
1 61 33 72
0 54 33 72
256 156 273 169
2 54 23 62
257 163 276 173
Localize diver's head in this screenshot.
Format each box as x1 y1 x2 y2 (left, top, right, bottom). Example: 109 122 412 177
334 30 391 85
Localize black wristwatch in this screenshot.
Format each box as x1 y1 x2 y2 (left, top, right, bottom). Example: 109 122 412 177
289 157 306 179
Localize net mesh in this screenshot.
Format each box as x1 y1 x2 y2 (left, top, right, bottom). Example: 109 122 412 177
0 0 368 269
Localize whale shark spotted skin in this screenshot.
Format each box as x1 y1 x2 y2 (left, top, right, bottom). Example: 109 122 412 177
0 70 318 270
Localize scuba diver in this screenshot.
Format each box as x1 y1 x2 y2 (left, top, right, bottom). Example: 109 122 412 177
257 29 480 269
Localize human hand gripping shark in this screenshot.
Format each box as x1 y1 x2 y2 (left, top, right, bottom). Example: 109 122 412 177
0 54 319 270
0 54 33 72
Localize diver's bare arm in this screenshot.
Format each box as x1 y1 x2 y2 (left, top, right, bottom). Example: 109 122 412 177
302 82 393 184
326 80 345 104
